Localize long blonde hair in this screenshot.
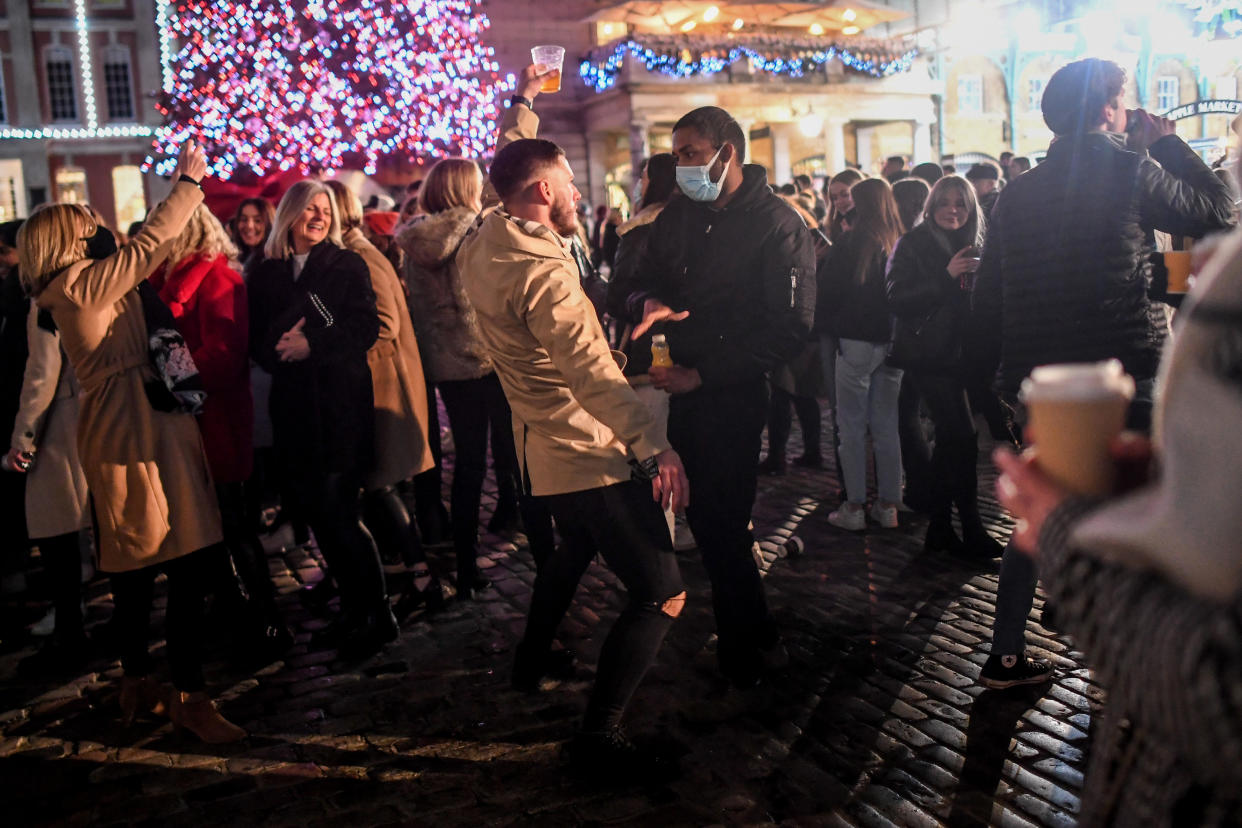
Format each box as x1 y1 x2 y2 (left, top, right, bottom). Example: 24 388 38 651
166 203 238 270
420 158 482 214
323 179 364 232
264 180 343 260
16 203 95 296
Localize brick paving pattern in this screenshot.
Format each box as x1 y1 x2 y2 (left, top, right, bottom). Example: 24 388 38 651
0 408 1099 827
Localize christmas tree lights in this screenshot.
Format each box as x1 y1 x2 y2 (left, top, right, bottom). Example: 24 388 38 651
146 0 514 178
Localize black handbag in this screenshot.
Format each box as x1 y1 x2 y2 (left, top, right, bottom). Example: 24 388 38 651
137 281 206 415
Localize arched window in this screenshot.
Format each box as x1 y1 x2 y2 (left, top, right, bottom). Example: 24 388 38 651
44 45 79 122
102 45 135 121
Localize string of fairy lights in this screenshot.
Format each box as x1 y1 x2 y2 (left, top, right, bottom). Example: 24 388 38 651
144 0 513 178
578 36 919 93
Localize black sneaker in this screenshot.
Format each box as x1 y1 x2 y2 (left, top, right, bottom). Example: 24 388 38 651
564 728 679 784
980 653 1054 689
512 643 576 691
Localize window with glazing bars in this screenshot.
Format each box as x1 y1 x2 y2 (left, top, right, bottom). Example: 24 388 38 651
103 49 135 121
46 49 78 121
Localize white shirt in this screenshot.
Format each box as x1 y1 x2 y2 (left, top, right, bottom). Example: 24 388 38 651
291 252 309 281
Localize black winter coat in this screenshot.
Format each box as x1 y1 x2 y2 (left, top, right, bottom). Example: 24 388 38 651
816 230 893 344
972 132 1233 394
631 165 816 388
886 221 975 375
248 242 380 476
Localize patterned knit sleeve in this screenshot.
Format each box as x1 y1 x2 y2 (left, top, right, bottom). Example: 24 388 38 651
1039 498 1242 782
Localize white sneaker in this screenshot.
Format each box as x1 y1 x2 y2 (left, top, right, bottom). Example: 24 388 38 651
828 504 865 532
869 502 899 529
30 608 55 637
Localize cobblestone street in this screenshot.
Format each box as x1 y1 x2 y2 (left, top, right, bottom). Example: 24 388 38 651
0 410 1097 827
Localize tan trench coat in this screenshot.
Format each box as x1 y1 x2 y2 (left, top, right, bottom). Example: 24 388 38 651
10 304 90 539
455 104 667 497
343 228 435 490
36 181 222 572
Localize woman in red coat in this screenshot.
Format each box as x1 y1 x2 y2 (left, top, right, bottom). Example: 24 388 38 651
151 204 291 660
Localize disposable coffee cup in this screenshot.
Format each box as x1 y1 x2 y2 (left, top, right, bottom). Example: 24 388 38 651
1164 250 1192 294
530 45 565 93
1019 360 1135 495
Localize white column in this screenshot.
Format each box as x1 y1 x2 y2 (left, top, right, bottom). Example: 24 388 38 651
628 120 651 180
771 123 792 185
856 126 874 174
824 118 847 175
736 118 754 165
913 120 934 164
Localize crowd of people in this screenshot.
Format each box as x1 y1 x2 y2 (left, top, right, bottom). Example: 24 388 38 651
1 55 1241 814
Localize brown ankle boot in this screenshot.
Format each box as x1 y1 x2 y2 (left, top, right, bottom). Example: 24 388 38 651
170 691 247 744
118 675 169 727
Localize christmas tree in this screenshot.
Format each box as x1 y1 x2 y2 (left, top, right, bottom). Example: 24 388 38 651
147 0 514 178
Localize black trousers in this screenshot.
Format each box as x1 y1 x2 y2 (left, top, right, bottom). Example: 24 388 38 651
411 376 448 535
907 372 983 529
439 373 554 575
669 377 777 686
526 480 684 732
363 485 428 569
36 530 83 638
897 374 935 503
766 387 821 461
110 547 211 692
288 470 386 618
217 481 276 616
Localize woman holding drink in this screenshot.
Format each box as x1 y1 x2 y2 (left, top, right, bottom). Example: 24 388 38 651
886 175 1002 558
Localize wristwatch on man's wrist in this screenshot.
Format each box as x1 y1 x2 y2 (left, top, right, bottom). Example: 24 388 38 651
509 95 534 111
630 455 659 482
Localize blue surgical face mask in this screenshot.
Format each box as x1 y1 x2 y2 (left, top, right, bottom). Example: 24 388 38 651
676 145 729 202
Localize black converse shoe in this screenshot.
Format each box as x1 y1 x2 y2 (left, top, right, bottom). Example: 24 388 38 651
980 653 1054 689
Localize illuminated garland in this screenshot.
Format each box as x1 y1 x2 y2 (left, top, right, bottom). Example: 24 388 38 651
580 35 917 92
1174 0 1242 36
145 0 514 178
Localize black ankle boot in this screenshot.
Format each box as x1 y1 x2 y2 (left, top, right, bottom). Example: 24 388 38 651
924 519 965 554
393 571 445 622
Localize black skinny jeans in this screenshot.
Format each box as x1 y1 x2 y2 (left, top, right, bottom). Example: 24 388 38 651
363 485 428 569
288 470 387 619
766 387 821 461
111 547 211 692
439 373 555 577
525 480 684 732
897 375 935 503
669 378 778 686
907 372 983 529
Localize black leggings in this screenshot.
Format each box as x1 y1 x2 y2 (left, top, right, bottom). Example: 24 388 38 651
36 530 83 638
527 480 684 732
438 373 522 578
908 373 983 529
217 481 276 616
110 547 211 692
289 471 387 618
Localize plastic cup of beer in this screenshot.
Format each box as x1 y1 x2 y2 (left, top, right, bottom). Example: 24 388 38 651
531 45 566 93
1019 360 1136 496
1164 250 1192 294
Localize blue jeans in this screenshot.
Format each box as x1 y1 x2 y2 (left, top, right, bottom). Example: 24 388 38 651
834 338 903 505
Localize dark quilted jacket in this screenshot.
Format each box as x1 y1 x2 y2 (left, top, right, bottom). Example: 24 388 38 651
629 165 817 388
971 132 1233 394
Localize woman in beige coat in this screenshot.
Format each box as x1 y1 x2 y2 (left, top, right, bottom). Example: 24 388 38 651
17 142 244 744
324 180 442 617
5 301 91 674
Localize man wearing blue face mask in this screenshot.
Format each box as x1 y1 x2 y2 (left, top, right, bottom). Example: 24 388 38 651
625 105 817 718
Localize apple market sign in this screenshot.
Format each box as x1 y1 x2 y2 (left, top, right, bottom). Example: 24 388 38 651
1162 99 1242 120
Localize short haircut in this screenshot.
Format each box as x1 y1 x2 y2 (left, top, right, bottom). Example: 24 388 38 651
911 162 944 186
794 173 813 190
265 179 343 260
1011 156 1032 172
420 157 482 214
324 179 364 231
964 160 1001 181
999 151 1014 162
777 182 798 196
488 138 566 203
673 106 747 164
1041 58 1127 135
886 155 906 167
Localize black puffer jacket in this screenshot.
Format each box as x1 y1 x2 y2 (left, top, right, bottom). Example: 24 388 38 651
629 165 816 388
248 241 380 477
816 230 893 344
972 132 1233 394
886 221 977 374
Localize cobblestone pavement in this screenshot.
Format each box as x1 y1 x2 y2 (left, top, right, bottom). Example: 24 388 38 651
0 410 1098 827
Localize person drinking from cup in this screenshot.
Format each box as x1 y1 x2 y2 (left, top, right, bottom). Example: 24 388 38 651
970 57 1233 689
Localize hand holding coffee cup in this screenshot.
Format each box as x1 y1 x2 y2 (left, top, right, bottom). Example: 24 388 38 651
1019 360 1136 496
